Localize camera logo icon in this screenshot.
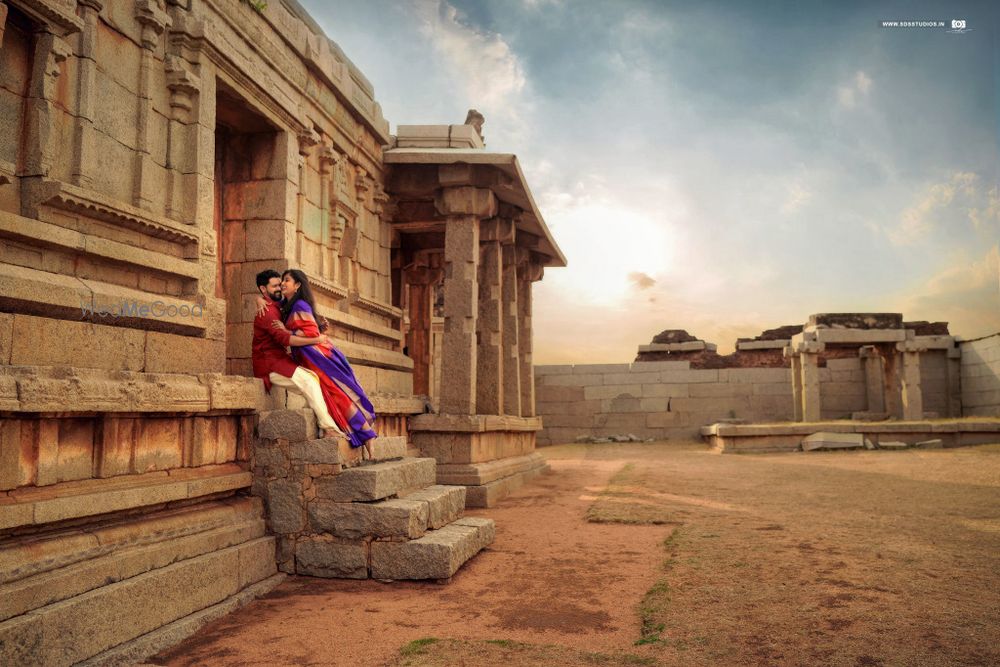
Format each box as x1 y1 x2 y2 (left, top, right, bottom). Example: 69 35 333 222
947 19 971 33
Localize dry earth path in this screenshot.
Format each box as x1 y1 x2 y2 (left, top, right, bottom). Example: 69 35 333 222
151 442 1000 666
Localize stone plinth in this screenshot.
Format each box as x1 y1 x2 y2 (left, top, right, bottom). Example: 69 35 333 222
701 418 1000 454
408 414 547 507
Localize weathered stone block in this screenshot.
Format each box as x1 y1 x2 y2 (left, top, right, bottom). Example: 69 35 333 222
403 485 466 529
144 331 226 373
369 517 494 580
11 315 145 371
308 497 428 539
265 479 305 534
288 438 343 465
801 432 866 451
295 537 367 579
257 409 314 443
313 458 436 502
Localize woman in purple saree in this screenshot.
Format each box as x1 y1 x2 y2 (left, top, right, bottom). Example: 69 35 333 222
275 269 377 458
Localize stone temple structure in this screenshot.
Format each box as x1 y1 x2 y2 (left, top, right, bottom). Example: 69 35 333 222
0 0 564 663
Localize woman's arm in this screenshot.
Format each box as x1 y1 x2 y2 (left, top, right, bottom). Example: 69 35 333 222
288 333 323 347
273 320 325 347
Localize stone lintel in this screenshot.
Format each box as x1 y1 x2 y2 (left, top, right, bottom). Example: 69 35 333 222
434 185 497 218
409 414 543 433
736 339 789 351
896 340 928 353
794 340 825 355
479 217 516 243
809 329 907 345
435 452 545 486
638 341 708 353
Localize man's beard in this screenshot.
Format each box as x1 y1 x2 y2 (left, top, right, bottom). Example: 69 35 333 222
268 291 282 302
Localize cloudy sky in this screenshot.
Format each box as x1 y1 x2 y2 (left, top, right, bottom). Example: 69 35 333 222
303 0 999 364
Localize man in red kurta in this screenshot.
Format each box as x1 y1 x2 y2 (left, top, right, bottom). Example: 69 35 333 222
252 270 340 438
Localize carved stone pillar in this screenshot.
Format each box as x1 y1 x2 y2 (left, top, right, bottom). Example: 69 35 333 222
68 0 102 187
517 255 543 417
319 144 337 280
22 32 71 184
435 186 496 415
134 0 170 209
799 341 823 422
945 344 962 418
164 54 200 222
897 341 924 420
501 241 521 416
784 346 803 422
295 129 319 265
860 345 886 414
476 218 513 415
405 258 442 396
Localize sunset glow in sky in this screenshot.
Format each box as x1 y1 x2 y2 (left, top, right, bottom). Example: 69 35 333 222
304 0 1000 363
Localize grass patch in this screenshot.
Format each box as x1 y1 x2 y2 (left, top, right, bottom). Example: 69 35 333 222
389 638 655 666
586 463 680 525
400 638 439 657
635 528 682 646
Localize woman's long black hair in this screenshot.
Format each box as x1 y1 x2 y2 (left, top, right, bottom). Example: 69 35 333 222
280 269 318 321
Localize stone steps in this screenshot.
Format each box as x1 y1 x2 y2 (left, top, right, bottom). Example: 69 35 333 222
0 536 278 666
254 409 495 582
370 517 495 581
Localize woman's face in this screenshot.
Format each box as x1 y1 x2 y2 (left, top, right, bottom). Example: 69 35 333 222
280 274 300 299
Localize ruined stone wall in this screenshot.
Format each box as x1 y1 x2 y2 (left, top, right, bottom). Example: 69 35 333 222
535 361 794 445
960 333 1000 417
818 357 866 420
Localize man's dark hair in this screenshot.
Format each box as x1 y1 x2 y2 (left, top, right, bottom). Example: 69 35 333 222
256 269 280 288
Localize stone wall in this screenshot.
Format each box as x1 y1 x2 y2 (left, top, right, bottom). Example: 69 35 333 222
535 361 793 445
960 333 1000 417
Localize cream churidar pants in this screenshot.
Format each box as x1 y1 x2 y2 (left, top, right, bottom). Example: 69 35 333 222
269 368 342 434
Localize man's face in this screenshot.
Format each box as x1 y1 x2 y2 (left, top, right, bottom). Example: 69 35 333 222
260 277 282 302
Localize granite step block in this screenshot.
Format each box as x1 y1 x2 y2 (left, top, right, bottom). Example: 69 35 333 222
401 485 466 529
369 516 495 581
314 458 436 502
307 497 429 540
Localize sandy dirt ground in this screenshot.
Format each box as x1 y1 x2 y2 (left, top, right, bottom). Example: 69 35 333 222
151 442 1000 666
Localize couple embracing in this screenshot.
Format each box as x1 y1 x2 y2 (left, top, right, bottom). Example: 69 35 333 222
251 268 377 458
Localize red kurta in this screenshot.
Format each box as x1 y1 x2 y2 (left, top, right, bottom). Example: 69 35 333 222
252 300 297 391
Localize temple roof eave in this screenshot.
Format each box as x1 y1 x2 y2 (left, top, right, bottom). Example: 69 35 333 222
383 148 567 268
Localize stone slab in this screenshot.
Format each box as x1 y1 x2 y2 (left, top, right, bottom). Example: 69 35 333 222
76 573 286 667
5 467 251 530
408 414 543 433
295 538 367 579
313 458 436 502
307 498 428 540
435 453 545 486
801 432 868 451
402 485 466 529
369 517 494 580
0 518 265 622
0 537 273 666
463 462 548 508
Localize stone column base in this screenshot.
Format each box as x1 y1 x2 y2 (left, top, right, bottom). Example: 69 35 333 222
409 414 546 507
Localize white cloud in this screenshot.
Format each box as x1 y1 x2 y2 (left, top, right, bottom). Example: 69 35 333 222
836 69 873 109
855 70 872 94
888 172 982 245
900 244 1000 338
412 1 530 140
